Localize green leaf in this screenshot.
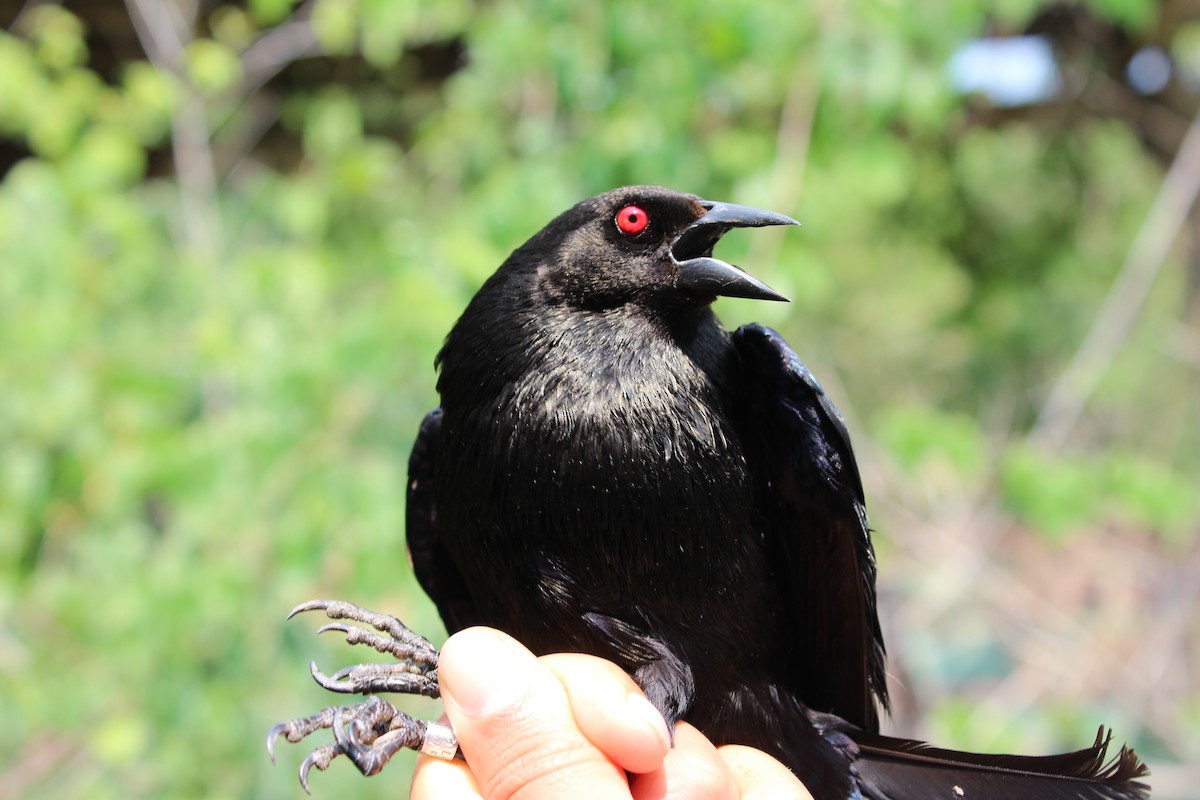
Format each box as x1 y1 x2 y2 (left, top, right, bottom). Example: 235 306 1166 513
302 88 363 160
999 446 1103 540
1086 0 1156 30
62 124 147 191
119 62 180 145
185 39 243 94
0 33 46 136
26 67 103 158
361 0 417 67
249 0 300 26
25 5 88 72
312 0 359 55
880 406 988 484
1103 457 1200 540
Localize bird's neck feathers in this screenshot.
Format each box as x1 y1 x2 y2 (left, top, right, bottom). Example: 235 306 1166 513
436 254 730 413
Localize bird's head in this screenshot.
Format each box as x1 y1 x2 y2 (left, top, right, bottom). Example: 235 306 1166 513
530 186 796 313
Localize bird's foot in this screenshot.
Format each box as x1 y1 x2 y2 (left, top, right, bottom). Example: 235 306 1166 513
268 599 458 792
286 599 443 697
267 695 455 792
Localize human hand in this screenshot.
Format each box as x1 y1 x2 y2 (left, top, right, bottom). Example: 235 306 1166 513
410 627 812 799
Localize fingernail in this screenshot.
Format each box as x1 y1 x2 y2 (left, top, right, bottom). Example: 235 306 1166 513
441 629 535 718
627 692 672 750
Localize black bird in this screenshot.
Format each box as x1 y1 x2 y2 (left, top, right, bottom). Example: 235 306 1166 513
270 186 1149 799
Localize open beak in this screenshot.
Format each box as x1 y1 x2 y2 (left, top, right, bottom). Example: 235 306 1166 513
671 201 797 302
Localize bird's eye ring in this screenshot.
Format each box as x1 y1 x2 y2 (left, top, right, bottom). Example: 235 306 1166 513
615 205 649 236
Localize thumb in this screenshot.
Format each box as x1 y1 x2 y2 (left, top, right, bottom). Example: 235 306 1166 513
435 627 631 800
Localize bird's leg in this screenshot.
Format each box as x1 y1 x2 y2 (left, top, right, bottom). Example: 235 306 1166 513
267 600 459 792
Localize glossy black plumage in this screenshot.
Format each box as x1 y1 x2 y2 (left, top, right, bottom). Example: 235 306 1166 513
405 186 1148 799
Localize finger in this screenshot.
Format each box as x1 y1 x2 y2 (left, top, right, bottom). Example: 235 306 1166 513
718 745 814 800
411 749 484 800
540 653 672 774
628 723 738 800
438 627 632 800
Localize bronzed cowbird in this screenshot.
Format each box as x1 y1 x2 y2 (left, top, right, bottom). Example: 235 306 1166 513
270 186 1148 800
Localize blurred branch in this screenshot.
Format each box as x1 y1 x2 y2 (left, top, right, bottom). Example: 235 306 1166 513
124 0 188 66
0 733 84 799
769 50 819 207
217 1 322 181
749 0 837 250
1031 107 1200 450
125 0 223 259
239 0 322 97
10 0 53 30
1169 322 1200 370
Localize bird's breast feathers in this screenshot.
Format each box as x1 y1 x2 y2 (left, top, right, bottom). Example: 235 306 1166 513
501 314 738 468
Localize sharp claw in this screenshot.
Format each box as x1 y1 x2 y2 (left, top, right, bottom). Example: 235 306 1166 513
316 622 352 636
310 661 355 693
331 710 383 777
267 723 285 763
298 752 317 794
288 599 334 620
331 711 352 748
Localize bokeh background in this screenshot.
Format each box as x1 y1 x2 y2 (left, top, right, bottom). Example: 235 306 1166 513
1 1 1197 797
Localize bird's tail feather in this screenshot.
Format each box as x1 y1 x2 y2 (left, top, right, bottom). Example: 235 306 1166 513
847 726 1150 800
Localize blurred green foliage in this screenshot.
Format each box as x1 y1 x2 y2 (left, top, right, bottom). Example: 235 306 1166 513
1 1 1196 797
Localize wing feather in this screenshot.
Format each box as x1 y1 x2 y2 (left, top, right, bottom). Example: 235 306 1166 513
732 323 888 732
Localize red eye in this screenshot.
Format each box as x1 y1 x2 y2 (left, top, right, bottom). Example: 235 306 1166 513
615 205 649 236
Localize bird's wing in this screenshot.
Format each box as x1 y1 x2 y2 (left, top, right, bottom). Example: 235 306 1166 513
406 408 477 633
732 323 888 732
